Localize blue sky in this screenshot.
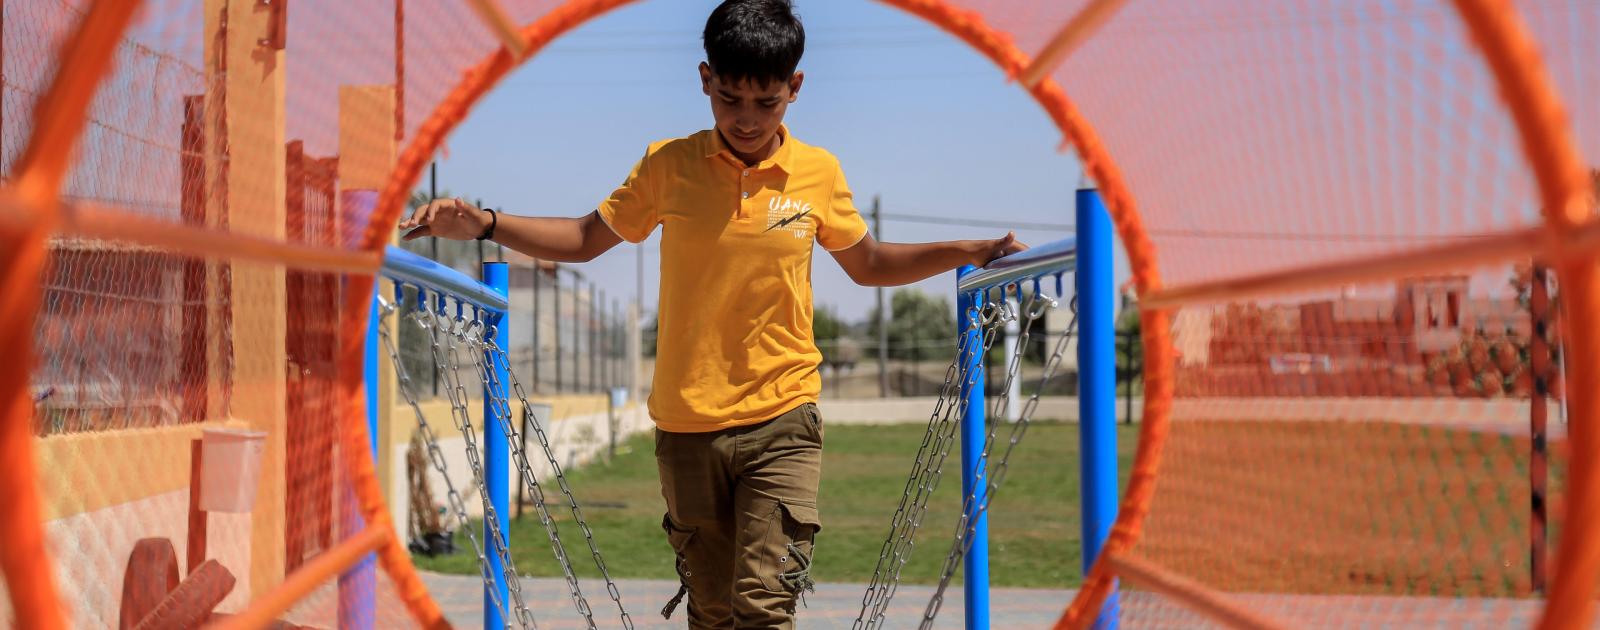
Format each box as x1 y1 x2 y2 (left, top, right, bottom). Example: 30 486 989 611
428 0 1131 322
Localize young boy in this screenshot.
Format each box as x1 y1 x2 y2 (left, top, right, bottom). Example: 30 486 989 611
401 1 1025 626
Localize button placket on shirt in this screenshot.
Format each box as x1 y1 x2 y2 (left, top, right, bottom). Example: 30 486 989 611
736 159 755 217
735 160 781 220
738 165 756 218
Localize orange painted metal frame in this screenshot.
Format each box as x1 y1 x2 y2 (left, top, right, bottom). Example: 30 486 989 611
3 0 1592 628
1018 0 1131 88
0 1 144 629
369 2 1595 629
1143 220 1600 310
1444 2 1600 629
59 201 383 275
209 524 393 630
369 2 1168 628
1106 553 1290 630
465 0 530 59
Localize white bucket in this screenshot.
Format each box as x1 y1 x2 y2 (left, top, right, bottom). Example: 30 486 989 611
199 428 267 513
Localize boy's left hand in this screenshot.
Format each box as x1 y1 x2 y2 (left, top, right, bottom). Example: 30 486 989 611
971 231 1028 266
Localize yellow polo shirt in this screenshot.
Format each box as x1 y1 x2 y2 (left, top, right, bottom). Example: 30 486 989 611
598 126 869 433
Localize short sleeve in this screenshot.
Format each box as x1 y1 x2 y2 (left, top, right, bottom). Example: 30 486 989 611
597 148 660 243
817 162 870 251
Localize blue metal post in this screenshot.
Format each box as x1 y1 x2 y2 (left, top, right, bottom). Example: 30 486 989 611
336 293 381 629
1076 188 1119 629
482 262 511 630
956 266 990 630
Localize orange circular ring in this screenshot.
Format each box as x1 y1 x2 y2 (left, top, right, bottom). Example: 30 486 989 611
365 3 1169 628
6 0 1591 628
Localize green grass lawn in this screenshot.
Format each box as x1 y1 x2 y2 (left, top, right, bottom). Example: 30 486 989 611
414 421 1138 588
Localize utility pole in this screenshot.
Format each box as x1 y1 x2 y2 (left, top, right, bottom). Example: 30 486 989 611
1122 291 1133 425
394 0 404 143
428 161 439 396
873 195 888 398
475 197 486 269
634 240 646 402
428 162 438 263
1530 263 1551 593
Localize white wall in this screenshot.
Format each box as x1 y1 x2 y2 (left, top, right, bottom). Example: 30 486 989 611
390 403 651 534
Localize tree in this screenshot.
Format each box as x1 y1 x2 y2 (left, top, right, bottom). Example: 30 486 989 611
813 305 860 367
408 189 450 211
1497 262 1563 399
643 315 658 359
813 305 844 346
866 289 957 362
1116 302 1143 390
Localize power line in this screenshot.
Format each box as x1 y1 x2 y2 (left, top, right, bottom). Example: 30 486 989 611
1148 228 1499 243
510 71 998 89
541 37 952 54
879 211 1503 243
879 212 1073 232
567 24 934 39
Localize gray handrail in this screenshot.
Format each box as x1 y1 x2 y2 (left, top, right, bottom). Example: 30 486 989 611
956 237 1077 293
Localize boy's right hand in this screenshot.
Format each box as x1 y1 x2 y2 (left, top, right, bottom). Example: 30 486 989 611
399 198 491 241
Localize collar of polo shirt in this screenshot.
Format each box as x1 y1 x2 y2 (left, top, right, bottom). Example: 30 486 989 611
705 124 796 175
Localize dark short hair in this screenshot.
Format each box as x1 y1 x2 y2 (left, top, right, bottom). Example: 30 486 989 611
702 0 805 86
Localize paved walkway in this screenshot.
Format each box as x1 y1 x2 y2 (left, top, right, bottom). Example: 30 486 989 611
422 573 1553 629
421 573 1072 629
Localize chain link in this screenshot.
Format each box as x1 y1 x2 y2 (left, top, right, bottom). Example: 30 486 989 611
416 295 539 630
921 293 1079 629
854 323 973 629
376 297 516 629
393 273 1066 630
466 327 603 630
388 287 636 629
855 297 1009 630
490 340 637 630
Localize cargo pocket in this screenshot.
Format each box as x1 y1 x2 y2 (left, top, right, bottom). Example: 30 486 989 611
760 502 821 609
661 514 696 619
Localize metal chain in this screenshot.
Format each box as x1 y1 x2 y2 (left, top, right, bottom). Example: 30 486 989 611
855 298 1010 629
870 302 1008 627
376 297 515 629
921 293 1079 629
466 327 603 630
854 324 975 630
420 298 539 630
489 340 637 630
986 292 1048 426
864 300 1009 628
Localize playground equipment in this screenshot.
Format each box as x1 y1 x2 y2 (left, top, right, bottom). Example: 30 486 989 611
850 227 1099 630
375 247 632 630
6 0 1600 628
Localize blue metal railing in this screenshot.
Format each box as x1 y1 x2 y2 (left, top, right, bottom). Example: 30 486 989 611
956 237 1077 294
954 188 1117 630
380 245 509 312
372 245 511 630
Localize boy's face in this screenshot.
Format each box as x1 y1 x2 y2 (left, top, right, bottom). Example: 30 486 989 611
700 62 803 164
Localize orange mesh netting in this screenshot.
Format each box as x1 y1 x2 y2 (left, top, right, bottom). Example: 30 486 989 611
1 0 1597 629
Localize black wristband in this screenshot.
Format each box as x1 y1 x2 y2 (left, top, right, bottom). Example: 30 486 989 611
476 207 497 241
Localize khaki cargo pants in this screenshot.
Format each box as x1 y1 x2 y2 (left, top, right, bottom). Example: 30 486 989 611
656 402 823 629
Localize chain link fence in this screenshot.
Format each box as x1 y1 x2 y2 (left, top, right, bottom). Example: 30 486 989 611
395 237 633 400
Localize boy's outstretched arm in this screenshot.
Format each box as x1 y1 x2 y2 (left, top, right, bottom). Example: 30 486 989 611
830 231 1027 287
399 198 623 263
